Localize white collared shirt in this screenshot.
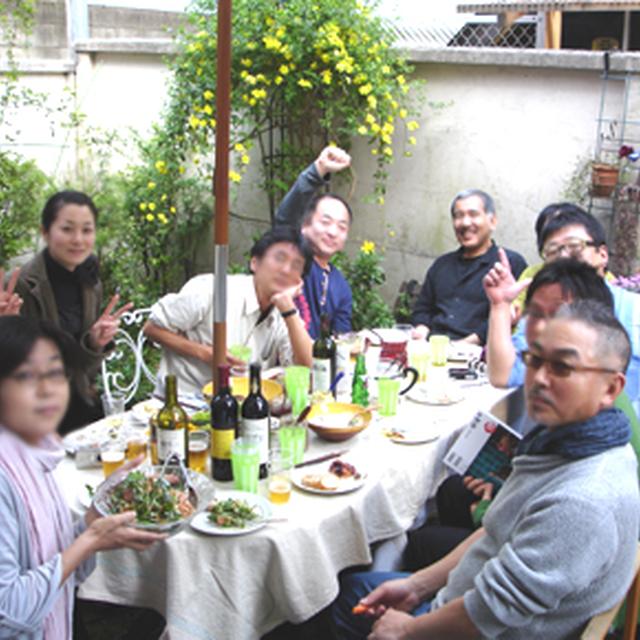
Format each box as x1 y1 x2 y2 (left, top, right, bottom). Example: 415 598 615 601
150 274 293 396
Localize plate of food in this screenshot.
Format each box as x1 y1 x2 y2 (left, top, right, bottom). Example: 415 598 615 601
92 464 214 532
62 417 126 455
406 384 464 406
292 459 366 495
130 398 163 425
190 491 272 536
383 423 442 445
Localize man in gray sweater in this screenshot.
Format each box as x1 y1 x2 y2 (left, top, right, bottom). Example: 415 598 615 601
333 300 639 639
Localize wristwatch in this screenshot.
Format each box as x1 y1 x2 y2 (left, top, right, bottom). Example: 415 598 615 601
280 308 297 319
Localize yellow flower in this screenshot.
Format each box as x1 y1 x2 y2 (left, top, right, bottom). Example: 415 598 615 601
358 83 372 96
377 196 385 205
247 41 257 50
147 181 156 190
275 27 286 39
371 123 380 134
240 70 249 79
397 75 406 85
244 74 257 85
407 120 420 132
161 193 168 201
249 98 257 106
321 53 330 63
381 134 391 144
241 154 250 165
170 206 177 213
146 214 155 222
255 73 267 83
188 114 200 129
408 136 417 146
251 88 267 100
365 113 375 125
321 70 332 85
158 213 168 224
178 166 185 174
357 125 368 135
398 108 407 119
371 148 378 155
263 35 282 51
382 122 394 135
203 104 213 115
367 95 377 109
279 64 289 75
388 230 396 237
240 58 252 67
274 75 283 85
155 160 167 173
199 118 208 128
203 89 214 100
229 170 242 183
298 78 312 89
404 151 413 158
381 65 391 74
209 118 216 127
265 16 275 27
234 142 246 152
139 202 147 212
383 146 393 157
361 240 376 254
148 202 156 211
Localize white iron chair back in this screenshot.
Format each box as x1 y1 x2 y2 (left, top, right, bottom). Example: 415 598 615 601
101 308 158 404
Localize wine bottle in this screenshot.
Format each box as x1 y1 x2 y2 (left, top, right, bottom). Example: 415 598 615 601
312 313 336 395
211 364 238 481
351 354 369 407
240 363 270 479
156 375 189 465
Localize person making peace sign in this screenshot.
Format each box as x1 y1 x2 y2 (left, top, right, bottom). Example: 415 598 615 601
13 191 132 433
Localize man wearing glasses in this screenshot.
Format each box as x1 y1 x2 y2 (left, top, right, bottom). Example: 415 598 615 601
333 300 639 639
485 203 640 412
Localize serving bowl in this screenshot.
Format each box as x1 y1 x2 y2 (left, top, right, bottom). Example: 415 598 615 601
306 402 372 442
92 464 215 532
202 377 283 403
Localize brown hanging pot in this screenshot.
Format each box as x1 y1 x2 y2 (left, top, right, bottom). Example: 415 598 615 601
591 162 619 197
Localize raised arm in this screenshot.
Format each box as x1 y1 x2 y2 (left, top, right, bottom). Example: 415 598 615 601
484 248 531 387
143 321 212 365
274 146 351 228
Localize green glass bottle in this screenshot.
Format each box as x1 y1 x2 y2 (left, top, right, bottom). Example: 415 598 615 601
351 354 369 407
156 375 189 465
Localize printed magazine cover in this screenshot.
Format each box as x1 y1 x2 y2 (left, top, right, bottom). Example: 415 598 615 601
443 410 522 489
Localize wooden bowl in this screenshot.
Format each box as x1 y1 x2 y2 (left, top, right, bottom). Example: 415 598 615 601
202 377 283 402
306 402 372 442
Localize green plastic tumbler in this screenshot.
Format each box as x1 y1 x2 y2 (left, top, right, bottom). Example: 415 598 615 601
231 438 260 493
377 377 402 416
284 366 310 419
278 425 307 464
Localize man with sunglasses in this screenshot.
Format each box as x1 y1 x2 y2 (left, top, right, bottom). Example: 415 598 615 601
332 300 639 640
485 204 640 412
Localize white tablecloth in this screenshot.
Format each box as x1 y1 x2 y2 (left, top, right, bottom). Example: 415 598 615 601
55 382 512 640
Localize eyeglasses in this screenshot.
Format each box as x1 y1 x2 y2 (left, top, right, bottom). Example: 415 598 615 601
8 369 69 387
520 350 619 378
541 238 597 260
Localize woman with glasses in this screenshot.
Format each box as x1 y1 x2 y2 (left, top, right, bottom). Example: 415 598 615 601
0 316 163 639
14 191 131 433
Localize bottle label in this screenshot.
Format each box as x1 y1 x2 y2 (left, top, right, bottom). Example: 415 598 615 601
157 429 185 463
212 429 234 460
312 358 331 393
241 417 269 464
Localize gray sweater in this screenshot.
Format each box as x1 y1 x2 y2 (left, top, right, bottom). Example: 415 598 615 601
432 445 640 639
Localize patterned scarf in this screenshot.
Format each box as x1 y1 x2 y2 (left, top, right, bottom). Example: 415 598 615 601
517 407 631 460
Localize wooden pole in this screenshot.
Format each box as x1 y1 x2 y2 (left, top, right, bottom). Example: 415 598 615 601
213 0 232 390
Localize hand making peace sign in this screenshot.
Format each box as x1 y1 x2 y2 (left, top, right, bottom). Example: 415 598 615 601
88 293 134 351
0 268 23 317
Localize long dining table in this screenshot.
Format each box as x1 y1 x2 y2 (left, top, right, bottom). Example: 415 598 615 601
55 379 514 640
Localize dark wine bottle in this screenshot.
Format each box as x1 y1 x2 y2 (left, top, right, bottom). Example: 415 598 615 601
312 313 336 395
156 375 189 465
211 364 238 481
240 362 270 479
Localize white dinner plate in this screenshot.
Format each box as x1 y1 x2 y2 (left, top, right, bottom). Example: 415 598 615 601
406 384 464 406
190 491 272 536
384 422 442 445
130 398 163 425
291 459 367 495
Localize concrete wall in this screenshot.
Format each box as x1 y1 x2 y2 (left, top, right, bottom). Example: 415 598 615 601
3 3 639 301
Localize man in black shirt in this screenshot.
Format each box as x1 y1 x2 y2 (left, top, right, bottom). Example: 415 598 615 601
411 189 527 345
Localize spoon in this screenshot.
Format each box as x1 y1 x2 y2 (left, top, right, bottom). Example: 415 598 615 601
348 405 379 427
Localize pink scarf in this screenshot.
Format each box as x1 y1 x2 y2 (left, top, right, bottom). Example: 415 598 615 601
0 427 75 639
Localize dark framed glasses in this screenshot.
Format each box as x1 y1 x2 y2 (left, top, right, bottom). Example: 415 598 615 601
520 350 619 378
541 238 597 260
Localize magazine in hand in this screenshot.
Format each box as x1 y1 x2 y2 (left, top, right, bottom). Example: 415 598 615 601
443 410 522 489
